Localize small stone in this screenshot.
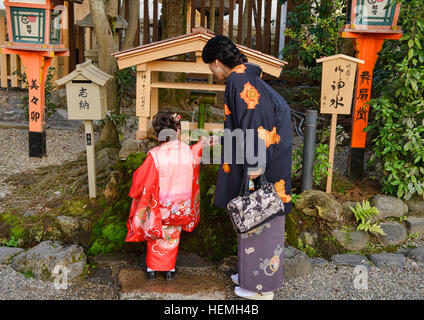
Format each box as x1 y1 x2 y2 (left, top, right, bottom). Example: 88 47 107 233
299 231 317 247
406 246 424 263
119 138 144 160
8 95 23 107
332 229 368 251
10 240 86 282
283 246 313 280
378 222 407 246
309 257 329 267
405 217 424 236
218 256 237 274
330 254 370 268
22 209 37 217
404 194 424 217
295 190 345 223
0 247 24 264
370 194 408 222
368 252 406 268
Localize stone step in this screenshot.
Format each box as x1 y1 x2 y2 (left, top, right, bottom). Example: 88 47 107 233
118 269 227 300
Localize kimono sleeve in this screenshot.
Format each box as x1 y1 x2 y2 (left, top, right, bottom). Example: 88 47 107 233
126 153 163 242
225 77 267 174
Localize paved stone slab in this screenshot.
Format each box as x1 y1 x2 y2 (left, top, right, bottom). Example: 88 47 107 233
406 217 424 235
406 246 424 263
330 254 370 268
139 251 214 270
368 253 406 268
118 269 227 300
0 247 24 264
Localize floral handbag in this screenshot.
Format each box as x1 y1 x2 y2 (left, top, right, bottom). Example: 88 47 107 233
227 174 285 234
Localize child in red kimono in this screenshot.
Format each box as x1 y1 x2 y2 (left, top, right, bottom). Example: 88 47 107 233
125 111 206 280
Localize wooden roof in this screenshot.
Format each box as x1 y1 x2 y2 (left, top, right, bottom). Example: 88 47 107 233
316 54 365 64
112 28 287 78
56 59 112 86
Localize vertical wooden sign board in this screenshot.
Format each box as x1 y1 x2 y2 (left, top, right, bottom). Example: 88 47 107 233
56 60 112 199
317 54 364 194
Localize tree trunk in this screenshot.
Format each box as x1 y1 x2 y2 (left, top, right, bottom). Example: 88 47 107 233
89 0 139 150
160 0 189 109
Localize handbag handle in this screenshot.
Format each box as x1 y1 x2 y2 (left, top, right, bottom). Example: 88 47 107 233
240 171 268 196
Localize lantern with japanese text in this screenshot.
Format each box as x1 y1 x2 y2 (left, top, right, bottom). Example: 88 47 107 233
340 0 403 181
344 0 402 33
0 0 73 157
4 0 68 52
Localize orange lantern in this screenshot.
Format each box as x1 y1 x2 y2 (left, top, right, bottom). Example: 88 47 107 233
1 0 75 157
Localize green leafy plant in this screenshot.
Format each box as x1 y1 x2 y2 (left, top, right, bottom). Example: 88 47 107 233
365 0 424 201
115 67 136 108
348 200 386 236
297 237 318 258
6 236 19 247
282 0 346 83
98 110 137 143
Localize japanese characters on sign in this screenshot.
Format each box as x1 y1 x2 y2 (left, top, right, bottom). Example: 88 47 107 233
29 77 41 127
318 56 360 115
354 69 373 123
11 7 44 43
356 0 395 26
136 71 151 117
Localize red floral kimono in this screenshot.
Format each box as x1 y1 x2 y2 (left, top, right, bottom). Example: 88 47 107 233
126 139 202 271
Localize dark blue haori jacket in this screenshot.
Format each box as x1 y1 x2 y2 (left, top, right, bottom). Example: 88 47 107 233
213 62 292 214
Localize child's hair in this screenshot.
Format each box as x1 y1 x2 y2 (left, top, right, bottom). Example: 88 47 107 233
202 35 248 68
152 111 181 141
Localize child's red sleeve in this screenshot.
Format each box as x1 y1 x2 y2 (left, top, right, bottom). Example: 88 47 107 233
129 153 158 199
190 140 203 164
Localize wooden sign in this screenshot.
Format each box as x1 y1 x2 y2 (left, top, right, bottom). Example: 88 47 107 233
317 54 364 194
317 54 364 115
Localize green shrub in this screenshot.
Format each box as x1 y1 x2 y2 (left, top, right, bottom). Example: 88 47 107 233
365 0 424 200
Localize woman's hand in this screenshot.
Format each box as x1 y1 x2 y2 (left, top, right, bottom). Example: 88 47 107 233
200 135 220 147
248 168 263 180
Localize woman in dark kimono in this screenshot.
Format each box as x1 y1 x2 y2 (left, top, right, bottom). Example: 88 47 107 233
202 36 292 300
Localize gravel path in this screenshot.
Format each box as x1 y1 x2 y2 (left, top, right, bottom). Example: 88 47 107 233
276 259 424 300
0 265 117 300
0 121 422 301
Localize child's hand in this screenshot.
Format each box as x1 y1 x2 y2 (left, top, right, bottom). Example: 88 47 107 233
200 135 220 147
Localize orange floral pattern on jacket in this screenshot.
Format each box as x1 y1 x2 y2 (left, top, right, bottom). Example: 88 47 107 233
222 163 231 173
240 82 260 109
257 126 281 149
274 179 291 203
224 104 232 121
228 64 247 76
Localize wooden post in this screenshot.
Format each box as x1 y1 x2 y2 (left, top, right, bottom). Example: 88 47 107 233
326 113 337 193
10 53 18 87
0 16 8 88
317 54 364 193
151 71 159 117
136 64 151 139
18 53 54 157
85 120 97 198
340 33 401 181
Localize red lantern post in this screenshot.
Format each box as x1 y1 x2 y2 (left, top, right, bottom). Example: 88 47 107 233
341 0 403 181
1 0 69 157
